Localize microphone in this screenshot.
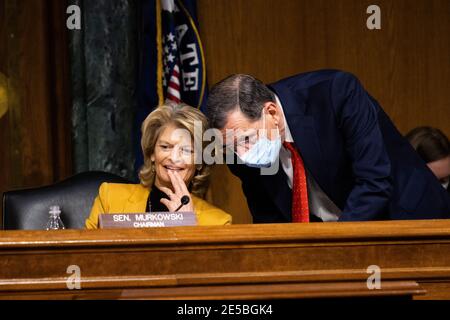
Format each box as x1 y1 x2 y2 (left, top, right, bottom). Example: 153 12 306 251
175 195 190 212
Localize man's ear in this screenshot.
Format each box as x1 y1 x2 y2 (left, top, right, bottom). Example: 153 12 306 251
263 101 281 126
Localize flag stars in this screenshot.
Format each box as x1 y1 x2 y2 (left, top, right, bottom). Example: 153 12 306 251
167 32 175 42
167 53 175 63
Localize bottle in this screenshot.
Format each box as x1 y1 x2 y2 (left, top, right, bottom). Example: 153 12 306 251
45 206 65 230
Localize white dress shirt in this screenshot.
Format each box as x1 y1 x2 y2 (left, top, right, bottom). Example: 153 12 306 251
275 95 342 222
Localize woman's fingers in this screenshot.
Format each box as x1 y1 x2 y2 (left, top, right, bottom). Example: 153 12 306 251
167 170 182 195
172 170 190 194
171 172 193 211
159 171 191 212
168 170 189 197
159 186 177 201
159 188 194 213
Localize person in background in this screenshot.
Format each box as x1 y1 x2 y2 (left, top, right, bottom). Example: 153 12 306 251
406 126 450 193
86 104 231 229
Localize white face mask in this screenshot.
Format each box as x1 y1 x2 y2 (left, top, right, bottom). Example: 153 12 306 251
238 112 281 168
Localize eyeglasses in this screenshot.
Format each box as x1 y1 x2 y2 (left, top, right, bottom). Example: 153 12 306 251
157 143 194 159
223 127 274 156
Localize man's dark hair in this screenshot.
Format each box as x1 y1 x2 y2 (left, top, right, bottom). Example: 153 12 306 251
406 126 450 163
206 74 275 129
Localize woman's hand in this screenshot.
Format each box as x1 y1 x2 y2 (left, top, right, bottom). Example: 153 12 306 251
159 170 195 212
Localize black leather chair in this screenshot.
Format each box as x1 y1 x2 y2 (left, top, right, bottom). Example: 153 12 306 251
2 171 130 230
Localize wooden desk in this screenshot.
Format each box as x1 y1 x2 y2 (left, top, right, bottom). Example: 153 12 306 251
1 220 450 299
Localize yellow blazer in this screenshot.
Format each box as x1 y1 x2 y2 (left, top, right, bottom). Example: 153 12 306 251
85 183 232 229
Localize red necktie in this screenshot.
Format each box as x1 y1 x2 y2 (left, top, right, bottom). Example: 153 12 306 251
283 142 310 223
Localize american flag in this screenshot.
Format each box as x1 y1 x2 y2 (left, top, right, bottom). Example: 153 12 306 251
162 29 181 103
135 0 207 174
160 0 207 110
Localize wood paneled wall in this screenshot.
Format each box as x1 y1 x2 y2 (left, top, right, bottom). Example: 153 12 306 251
198 0 450 223
0 0 72 219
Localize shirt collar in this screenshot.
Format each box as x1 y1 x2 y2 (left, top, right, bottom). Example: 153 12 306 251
274 94 294 143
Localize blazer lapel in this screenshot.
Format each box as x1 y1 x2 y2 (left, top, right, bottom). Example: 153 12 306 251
269 83 330 198
123 184 149 213
287 115 328 190
260 162 293 221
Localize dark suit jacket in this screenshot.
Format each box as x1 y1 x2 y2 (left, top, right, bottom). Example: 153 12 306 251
228 70 450 222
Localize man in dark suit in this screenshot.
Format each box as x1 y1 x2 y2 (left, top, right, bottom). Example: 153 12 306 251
206 70 450 223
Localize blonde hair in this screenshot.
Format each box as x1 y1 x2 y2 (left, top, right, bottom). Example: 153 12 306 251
139 104 211 197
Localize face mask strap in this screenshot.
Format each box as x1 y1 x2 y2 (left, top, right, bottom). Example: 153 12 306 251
262 108 265 122
261 107 280 141
236 80 240 111
261 109 267 139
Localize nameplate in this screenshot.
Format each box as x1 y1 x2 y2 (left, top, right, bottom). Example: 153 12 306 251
98 212 197 229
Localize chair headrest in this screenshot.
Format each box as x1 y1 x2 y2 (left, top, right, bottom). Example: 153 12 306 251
2 171 131 230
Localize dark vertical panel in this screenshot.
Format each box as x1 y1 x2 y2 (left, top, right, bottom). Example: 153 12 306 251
70 0 88 173
71 0 138 181
47 0 73 181
0 0 10 225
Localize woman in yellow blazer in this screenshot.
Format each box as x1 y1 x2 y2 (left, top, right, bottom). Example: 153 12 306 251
86 104 231 229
